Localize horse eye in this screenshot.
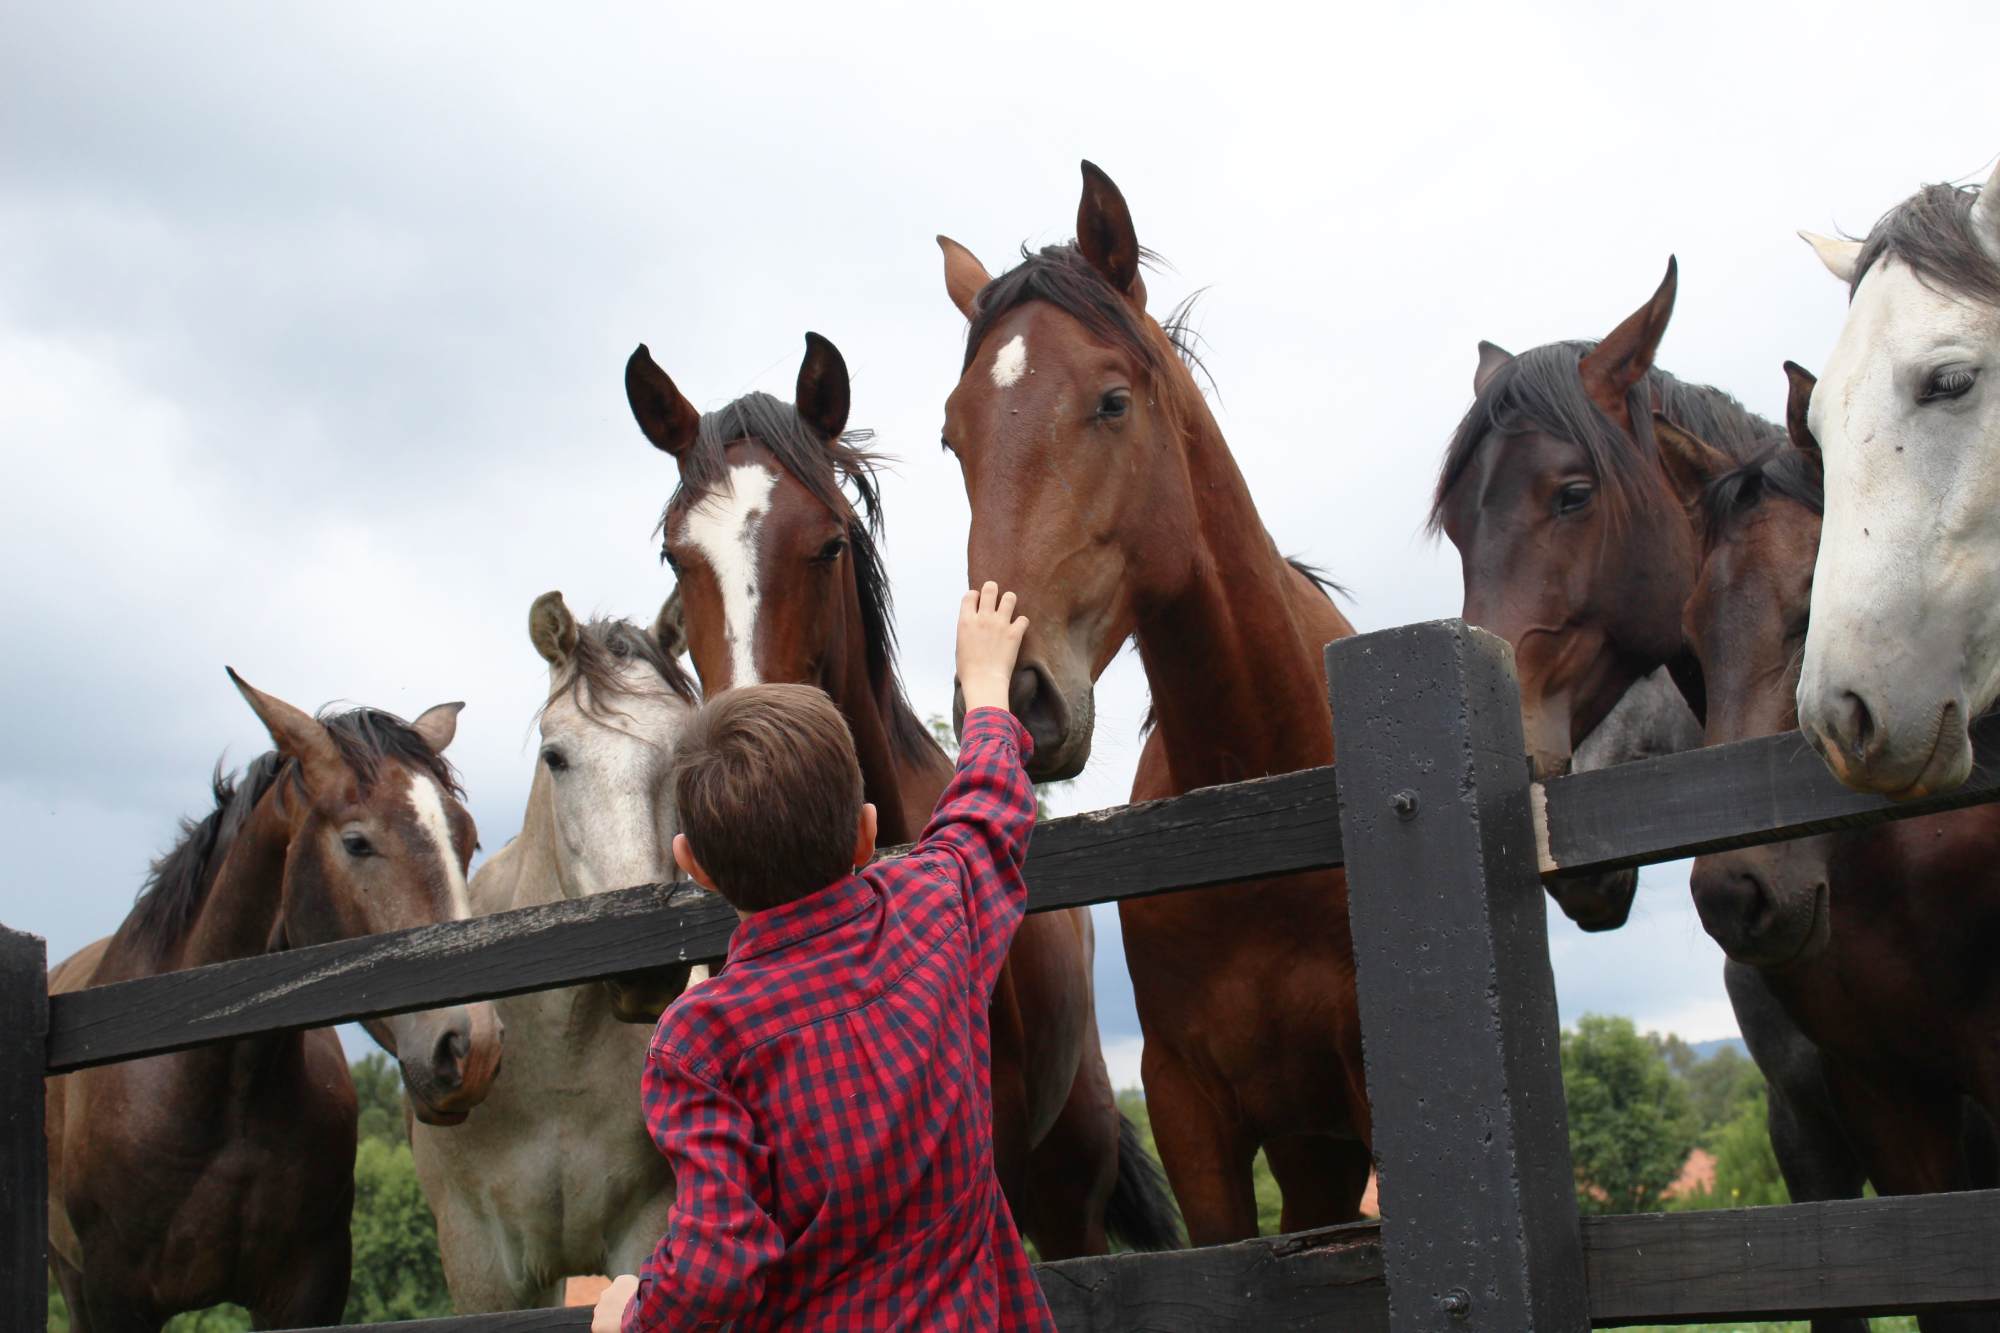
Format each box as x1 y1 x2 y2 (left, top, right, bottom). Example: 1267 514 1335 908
660 546 681 571
1097 390 1131 419
812 536 848 564
939 432 956 455
342 833 375 858
1553 481 1595 517
541 748 570 774
1922 366 1976 403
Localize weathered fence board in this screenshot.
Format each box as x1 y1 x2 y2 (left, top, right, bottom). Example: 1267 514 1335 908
1327 620 1588 1331
1 925 47 1331
45 765 1342 1073
1583 1189 2000 1322
1540 710 2000 878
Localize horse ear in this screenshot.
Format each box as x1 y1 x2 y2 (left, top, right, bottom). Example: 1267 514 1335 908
653 587 688 660
528 591 579 667
1077 160 1143 302
795 332 851 441
1783 360 1821 462
1579 256 1678 433
1652 412 1732 513
937 235 992 322
226 668 351 801
409 702 464 754
1969 160 2000 259
1474 340 1514 396
1798 231 1862 285
626 344 700 458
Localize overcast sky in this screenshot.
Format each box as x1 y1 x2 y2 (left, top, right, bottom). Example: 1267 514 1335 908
4 1 1995 1088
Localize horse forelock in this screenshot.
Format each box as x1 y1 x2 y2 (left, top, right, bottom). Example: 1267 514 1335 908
1429 341 1781 536
543 615 698 726
1852 180 2000 309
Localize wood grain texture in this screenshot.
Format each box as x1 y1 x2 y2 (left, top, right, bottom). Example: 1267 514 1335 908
0 925 47 1330
1583 1189 2000 1322
1326 620 1588 1332
45 767 1343 1072
1541 710 2000 878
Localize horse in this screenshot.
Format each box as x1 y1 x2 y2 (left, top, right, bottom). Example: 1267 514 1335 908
932 161 1368 1244
409 594 701 1310
1792 162 2000 799
46 672 503 1332
1427 284 1875 1333
1657 390 2000 1333
624 331 1180 1257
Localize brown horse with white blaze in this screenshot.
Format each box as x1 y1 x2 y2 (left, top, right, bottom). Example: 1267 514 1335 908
936 162 1369 1243
624 331 1180 1256
46 672 503 1331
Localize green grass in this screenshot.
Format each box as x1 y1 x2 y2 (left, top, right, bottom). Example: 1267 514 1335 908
1608 1321 1917 1331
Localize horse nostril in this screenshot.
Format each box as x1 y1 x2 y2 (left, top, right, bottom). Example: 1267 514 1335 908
432 1027 469 1090
1008 666 1043 717
1835 690 1878 760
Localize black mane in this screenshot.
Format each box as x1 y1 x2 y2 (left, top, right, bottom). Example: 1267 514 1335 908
963 242 1209 384
1852 180 2000 307
126 706 462 965
544 614 698 723
661 392 935 766
1430 341 1781 532
1700 444 1824 529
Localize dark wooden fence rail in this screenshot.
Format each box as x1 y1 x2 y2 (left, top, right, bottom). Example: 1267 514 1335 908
11 618 2000 1331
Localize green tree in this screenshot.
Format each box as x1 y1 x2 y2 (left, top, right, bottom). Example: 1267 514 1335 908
342 1136 453 1322
1562 1014 1696 1214
351 1049 408 1147
1675 1088 1790 1211
1680 1045 1765 1146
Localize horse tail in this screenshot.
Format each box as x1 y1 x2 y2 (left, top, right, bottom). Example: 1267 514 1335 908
1105 1111 1183 1252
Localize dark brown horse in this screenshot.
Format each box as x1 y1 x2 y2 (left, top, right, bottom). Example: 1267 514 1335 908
934 163 1367 1244
47 673 504 1331
1428 282 1883 1333
1660 388 2000 1333
624 332 1179 1256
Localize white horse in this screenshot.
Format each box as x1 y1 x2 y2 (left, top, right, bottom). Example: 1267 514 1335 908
410 591 700 1310
1795 160 2000 797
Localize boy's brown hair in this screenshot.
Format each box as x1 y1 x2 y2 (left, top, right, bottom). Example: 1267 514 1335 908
672 683 865 912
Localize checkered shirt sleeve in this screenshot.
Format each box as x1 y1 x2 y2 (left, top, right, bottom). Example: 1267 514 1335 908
622 1048 783 1332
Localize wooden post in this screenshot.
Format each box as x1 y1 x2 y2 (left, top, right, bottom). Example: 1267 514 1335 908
1 923 48 1329
1326 620 1587 1331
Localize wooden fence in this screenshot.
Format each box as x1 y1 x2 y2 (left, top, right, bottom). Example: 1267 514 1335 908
6 619 2000 1330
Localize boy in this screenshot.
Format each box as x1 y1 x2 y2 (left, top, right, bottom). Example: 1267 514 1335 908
594 583 1058 1332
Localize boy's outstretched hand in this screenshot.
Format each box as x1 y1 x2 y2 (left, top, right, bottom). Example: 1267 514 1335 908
591 1274 639 1333
957 581 1029 714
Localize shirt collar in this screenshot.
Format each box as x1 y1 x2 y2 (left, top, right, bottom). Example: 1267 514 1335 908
726 873 874 965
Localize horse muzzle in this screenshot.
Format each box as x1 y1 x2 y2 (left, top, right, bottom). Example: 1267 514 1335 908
396 1003 505 1125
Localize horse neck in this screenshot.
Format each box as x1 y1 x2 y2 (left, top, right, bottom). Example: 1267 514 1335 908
1133 406 1342 787
172 783 298 971
505 762 567 910
821 585 948 844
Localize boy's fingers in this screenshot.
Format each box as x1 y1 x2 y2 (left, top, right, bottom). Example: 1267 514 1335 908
998 590 1017 620
981 580 1000 614
959 588 979 622
1009 614 1030 640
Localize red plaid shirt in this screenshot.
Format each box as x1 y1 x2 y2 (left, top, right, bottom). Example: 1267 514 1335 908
622 708 1057 1332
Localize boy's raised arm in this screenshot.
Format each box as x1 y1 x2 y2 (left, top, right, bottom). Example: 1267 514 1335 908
906 584 1038 993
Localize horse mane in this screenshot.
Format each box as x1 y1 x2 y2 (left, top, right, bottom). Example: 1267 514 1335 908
542 614 698 724
1852 180 2000 307
1700 443 1825 529
662 392 935 767
126 706 463 965
1429 341 1781 533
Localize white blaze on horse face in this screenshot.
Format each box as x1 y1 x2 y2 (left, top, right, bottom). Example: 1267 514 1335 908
990 334 1028 388
1797 250 2000 794
682 462 780 688
405 774 473 921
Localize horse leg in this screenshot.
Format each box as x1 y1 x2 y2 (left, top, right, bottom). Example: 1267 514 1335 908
52 1253 97 1333
1263 1133 1372 1233
1825 1068 1997 1333
248 1231 350 1330
1725 963 1872 1333
1017 1021 1120 1259
1141 1043 1257 1245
